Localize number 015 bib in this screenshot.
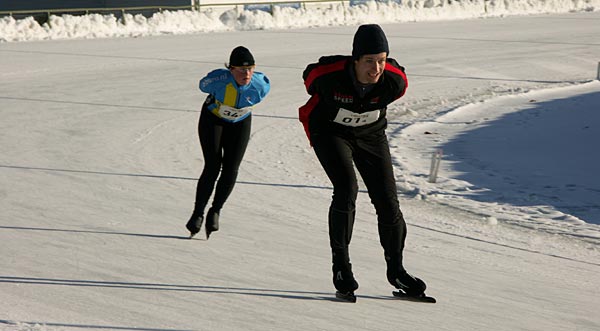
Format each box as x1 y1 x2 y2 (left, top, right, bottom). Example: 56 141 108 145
333 108 380 127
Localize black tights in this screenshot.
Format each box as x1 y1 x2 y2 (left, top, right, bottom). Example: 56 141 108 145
193 110 251 215
312 130 407 271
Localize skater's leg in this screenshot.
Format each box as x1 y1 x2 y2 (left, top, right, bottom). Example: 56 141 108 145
210 115 251 211
313 134 359 294
194 111 225 213
187 111 223 236
354 132 424 294
354 131 406 265
204 115 251 238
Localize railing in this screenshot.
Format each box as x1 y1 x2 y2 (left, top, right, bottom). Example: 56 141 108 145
0 0 352 19
0 6 193 19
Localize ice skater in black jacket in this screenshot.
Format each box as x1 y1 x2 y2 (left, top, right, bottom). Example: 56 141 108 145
299 24 427 301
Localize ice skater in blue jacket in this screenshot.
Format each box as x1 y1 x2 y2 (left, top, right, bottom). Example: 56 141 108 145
186 46 270 239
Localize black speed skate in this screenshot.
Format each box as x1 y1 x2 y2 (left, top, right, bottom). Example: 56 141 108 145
332 263 359 303
388 270 435 303
186 213 204 239
388 270 426 296
205 208 220 239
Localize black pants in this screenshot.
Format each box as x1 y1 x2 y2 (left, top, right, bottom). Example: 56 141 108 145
312 130 407 273
193 110 251 214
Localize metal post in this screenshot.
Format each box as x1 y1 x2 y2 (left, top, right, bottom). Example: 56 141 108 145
597 62 600 81
428 149 443 183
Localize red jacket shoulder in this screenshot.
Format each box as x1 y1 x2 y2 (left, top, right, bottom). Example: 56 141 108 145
302 56 349 94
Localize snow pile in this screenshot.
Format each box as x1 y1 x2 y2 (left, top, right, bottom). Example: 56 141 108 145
1 0 599 42
391 81 600 242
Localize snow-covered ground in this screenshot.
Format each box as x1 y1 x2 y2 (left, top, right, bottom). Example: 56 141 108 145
393 80 600 237
1 1 600 330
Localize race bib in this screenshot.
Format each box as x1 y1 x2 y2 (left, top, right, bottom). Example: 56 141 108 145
333 108 380 127
217 105 252 122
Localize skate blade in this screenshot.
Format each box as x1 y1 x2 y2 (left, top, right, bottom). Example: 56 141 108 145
205 227 218 240
186 225 200 239
335 291 357 303
392 290 436 303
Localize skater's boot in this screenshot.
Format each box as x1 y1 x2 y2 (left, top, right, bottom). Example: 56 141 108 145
205 207 220 239
332 262 359 302
185 211 204 238
387 268 426 296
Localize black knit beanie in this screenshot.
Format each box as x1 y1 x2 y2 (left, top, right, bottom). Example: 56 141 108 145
352 24 389 59
229 46 255 67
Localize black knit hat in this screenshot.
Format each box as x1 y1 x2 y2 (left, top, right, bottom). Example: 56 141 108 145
352 24 389 59
229 46 255 67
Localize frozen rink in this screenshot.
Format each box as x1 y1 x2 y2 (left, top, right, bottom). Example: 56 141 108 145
1 7 600 331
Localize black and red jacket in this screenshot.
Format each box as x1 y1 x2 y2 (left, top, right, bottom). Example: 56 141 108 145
299 55 408 143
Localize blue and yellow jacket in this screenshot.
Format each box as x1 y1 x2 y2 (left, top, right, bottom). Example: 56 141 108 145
199 68 270 123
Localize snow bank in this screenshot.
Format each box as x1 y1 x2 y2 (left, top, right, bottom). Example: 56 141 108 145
1 0 599 42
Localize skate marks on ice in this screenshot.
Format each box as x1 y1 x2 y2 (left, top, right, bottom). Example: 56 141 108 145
0 164 336 191
0 319 193 331
0 275 437 305
408 222 600 267
0 276 335 302
0 225 189 240
5 168 598 266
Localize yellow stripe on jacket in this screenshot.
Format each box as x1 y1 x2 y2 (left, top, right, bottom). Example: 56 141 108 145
212 83 238 117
